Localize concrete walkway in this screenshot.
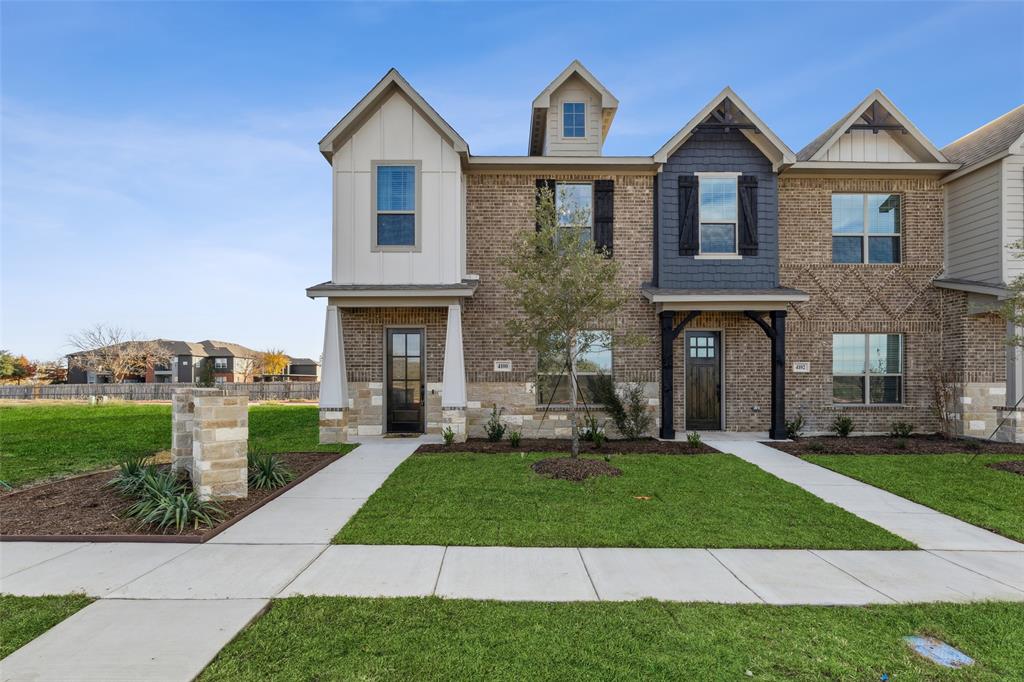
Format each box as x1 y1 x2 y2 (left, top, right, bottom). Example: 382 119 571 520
2 434 1023 681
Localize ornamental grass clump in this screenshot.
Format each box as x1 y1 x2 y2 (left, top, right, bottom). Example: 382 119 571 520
125 469 225 533
107 454 154 497
247 449 295 490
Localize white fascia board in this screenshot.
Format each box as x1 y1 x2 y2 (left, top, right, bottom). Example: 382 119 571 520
940 152 1007 184
932 278 1010 299
809 89 948 163
785 161 961 174
642 291 810 304
654 86 795 165
531 59 619 109
467 155 657 170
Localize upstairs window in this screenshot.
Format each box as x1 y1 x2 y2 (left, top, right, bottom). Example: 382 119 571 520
832 333 903 404
562 102 585 138
555 182 593 242
374 163 418 249
698 174 739 254
832 194 901 263
213 358 228 370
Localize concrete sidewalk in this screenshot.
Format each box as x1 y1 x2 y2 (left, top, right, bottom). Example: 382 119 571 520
3 434 1023 681
704 436 1023 552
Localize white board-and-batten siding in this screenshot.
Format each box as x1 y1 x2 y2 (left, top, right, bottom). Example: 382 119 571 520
544 74 602 157
823 129 916 163
1003 154 1024 282
945 159 1004 285
331 91 465 285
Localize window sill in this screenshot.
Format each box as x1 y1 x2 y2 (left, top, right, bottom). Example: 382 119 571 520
695 254 742 260
829 404 907 409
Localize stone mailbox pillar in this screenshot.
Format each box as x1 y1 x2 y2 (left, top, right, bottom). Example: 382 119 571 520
192 391 249 500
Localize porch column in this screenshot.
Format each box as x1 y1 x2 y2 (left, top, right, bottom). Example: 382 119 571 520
441 303 468 442
319 305 349 443
659 311 675 440
769 310 786 441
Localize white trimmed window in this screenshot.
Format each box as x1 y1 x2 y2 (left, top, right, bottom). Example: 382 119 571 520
373 162 420 249
832 334 903 404
213 358 228 370
697 173 739 254
832 194 901 263
562 102 585 138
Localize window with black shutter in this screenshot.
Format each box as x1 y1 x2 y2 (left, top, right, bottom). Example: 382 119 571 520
593 179 614 256
738 176 759 256
678 175 699 255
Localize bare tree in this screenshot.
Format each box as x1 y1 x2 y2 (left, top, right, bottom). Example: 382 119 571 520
67 324 173 383
930 364 963 440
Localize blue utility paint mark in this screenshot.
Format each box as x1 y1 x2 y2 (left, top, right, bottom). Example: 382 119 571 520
903 636 975 668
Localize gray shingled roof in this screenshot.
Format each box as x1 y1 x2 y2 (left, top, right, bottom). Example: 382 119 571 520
942 104 1024 170
198 340 260 359
796 102 862 161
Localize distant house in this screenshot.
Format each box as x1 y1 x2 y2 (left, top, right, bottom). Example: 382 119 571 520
256 357 321 382
66 339 311 384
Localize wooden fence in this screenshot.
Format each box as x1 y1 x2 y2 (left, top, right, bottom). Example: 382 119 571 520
0 382 321 402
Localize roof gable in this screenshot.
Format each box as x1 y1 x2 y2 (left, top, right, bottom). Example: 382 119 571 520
529 60 618 156
797 90 946 163
942 104 1024 170
653 87 794 168
319 69 468 163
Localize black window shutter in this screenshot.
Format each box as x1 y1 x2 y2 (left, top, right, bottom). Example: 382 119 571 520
678 175 698 256
593 179 614 256
535 179 556 232
738 176 758 256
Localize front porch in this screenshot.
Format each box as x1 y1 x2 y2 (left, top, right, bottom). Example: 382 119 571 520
643 286 809 440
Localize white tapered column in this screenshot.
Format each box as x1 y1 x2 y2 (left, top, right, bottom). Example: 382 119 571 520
319 305 348 443
441 303 468 441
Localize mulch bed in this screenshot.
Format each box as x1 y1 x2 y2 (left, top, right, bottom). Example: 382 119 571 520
769 435 1024 457
416 438 719 455
0 452 340 540
531 457 623 482
987 460 1024 477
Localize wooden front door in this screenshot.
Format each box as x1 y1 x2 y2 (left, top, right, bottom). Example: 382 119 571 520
386 329 424 433
685 331 722 430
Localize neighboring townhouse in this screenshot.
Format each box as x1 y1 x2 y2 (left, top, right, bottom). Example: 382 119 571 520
311 62 1012 442
938 105 1024 437
256 357 321 382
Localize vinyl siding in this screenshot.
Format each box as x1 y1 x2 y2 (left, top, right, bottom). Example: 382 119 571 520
331 91 464 286
543 74 602 157
1003 154 1024 282
823 129 915 162
945 160 1003 285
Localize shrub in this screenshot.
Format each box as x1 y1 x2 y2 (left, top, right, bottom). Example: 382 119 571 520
508 430 522 448
442 426 456 446
484 404 506 442
686 431 702 448
831 415 854 438
591 375 652 440
889 421 914 439
128 489 225 532
579 415 601 442
785 414 805 440
247 451 295 490
592 430 606 449
807 441 827 453
107 454 154 497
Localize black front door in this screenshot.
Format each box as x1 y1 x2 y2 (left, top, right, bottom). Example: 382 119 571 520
386 329 424 433
685 331 721 430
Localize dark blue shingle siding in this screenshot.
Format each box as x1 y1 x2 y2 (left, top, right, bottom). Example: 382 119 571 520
657 129 779 289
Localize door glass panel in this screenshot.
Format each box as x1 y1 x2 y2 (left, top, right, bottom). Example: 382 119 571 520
391 358 406 381
409 383 421 404
406 357 421 380
406 333 420 356
392 334 406 356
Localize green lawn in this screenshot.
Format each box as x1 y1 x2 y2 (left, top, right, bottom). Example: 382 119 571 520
0 402 353 487
0 595 93 659
334 452 912 549
200 597 1024 681
806 454 1024 542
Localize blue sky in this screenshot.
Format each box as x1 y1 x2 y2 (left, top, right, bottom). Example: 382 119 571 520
3 1 1022 362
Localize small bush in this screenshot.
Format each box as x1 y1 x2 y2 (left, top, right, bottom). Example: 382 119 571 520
591 375 652 440
831 415 854 438
247 451 295 490
107 454 154 497
484 404 506 442
580 415 601 442
889 421 914 439
785 414 805 440
508 430 522 448
893 438 908 450
807 441 827 453
593 430 606 449
686 431 702 448
442 426 456 446
128 489 225 532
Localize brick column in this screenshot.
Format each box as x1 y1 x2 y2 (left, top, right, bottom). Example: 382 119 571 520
192 391 248 500
171 388 197 475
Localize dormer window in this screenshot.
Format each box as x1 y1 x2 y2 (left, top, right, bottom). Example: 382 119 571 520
373 161 421 250
562 102 585 138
